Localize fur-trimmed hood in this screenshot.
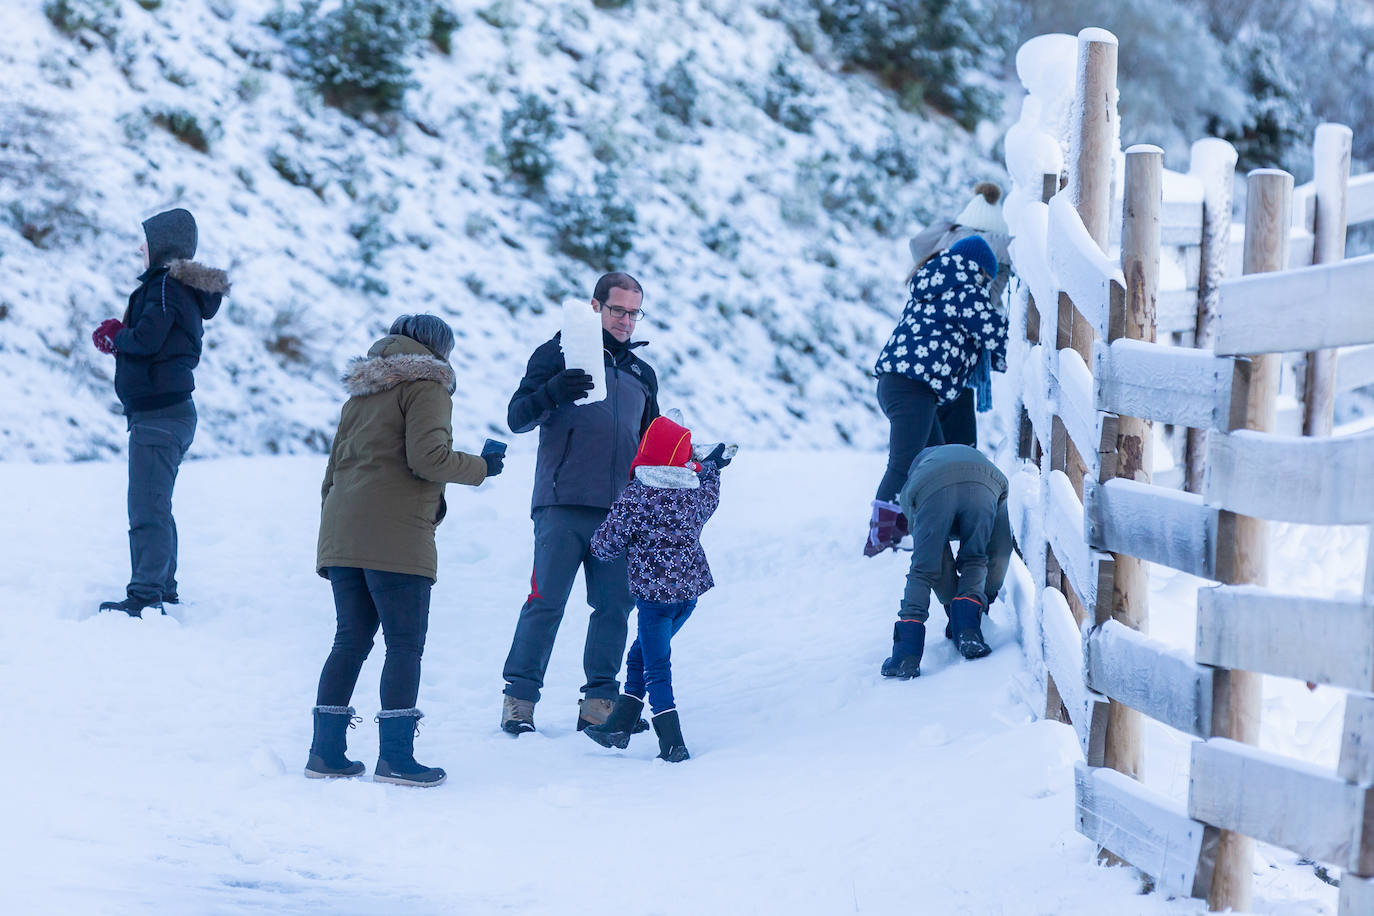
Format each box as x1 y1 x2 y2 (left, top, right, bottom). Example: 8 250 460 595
167 259 231 295
343 335 456 397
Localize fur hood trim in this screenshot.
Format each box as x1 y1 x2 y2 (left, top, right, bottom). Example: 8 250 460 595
167 259 231 295
343 353 456 397
634 465 701 490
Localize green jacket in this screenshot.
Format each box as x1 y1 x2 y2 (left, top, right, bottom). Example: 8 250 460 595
316 335 488 580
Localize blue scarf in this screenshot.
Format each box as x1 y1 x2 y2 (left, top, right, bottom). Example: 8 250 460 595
969 348 993 412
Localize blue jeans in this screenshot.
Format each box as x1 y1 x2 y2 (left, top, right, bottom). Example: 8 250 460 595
624 598 697 715
317 567 433 710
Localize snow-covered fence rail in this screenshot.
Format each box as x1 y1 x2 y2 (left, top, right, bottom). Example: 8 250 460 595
1003 27 1374 914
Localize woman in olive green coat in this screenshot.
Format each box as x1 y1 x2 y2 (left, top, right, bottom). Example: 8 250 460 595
306 315 503 787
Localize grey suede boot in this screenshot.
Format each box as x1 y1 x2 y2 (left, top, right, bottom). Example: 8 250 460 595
501 695 536 736
304 706 366 778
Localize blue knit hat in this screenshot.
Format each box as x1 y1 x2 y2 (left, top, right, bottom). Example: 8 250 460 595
948 235 997 283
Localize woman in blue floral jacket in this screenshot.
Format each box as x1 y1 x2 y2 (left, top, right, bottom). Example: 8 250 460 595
865 235 1007 556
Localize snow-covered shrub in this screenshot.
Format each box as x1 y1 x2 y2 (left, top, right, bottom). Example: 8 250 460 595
701 218 742 260
268 146 326 197
428 3 460 55
761 54 819 134
650 56 698 126
43 0 120 49
0 104 94 248
148 106 220 153
814 0 1009 129
552 170 636 267
1208 30 1312 172
266 0 431 116
592 0 633 9
501 93 563 188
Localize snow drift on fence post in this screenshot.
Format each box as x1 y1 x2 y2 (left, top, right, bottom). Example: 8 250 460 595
1302 123 1353 437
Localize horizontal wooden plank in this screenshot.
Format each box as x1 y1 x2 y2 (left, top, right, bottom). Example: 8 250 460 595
1341 693 1374 787
1349 172 1374 227
1215 254 1374 355
1196 586 1374 691
1042 586 1109 765
1340 873 1374 916
1338 344 1374 394
1048 195 1126 342
1157 287 1199 336
1056 347 1102 477
1085 478 1220 580
1110 195 1205 247
1084 620 1214 737
1190 738 1374 874
1094 339 1239 430
1203 429 1374 524
1075 761 1215 898
1044 470 1114 622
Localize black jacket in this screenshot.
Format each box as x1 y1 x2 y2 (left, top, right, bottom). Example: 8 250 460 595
508 331 660 514
113 259 229 414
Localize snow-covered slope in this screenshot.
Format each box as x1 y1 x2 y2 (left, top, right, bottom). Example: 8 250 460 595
2 449 1228 915
0 0 1004 462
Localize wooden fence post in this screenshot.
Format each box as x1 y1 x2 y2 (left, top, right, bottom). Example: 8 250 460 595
1184 138 1238 494
1068 28 1118 251
1302 123 1353 437
1104 146 1162 784
1208 168 1293 913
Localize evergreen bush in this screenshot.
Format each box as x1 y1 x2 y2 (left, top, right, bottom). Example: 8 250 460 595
814 0 1009 129
43 0 120 49
762 55 819 134
267 0 431 116
501 93 563 188
553 171 636 267
650 56 698 126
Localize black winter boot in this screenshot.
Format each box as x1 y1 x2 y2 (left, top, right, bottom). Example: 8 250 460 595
304 706 366 778
880 620 925 679
374 709 446 787
98 596 164 618
949 595 991 660
584 694 646 749
652 709 690 762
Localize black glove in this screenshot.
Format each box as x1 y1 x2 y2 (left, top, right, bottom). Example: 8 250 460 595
545 369 594 405
483 452 505 477
701 443 732 470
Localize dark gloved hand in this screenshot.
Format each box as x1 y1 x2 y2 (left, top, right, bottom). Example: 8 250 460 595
701 443 732 470
545 369 594 405
92 319 123 355
483 452 505 477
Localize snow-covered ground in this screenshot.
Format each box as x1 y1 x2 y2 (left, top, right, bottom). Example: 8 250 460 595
0 448 1253 916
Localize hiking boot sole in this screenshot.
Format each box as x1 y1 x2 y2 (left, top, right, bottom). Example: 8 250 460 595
374 772 446 787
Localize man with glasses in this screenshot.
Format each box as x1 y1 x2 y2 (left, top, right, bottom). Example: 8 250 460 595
500 272 661 736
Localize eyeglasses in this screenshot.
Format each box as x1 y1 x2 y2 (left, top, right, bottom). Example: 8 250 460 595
603 305 646 323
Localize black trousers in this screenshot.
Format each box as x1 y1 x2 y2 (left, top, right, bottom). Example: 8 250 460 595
874 373 945 503
937 387 977 448
125 401 196 602
316 566 433 710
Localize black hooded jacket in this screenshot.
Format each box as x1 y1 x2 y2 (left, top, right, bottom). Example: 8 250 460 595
112 259 229 414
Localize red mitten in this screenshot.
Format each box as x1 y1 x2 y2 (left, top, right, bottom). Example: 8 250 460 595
92 319 123 355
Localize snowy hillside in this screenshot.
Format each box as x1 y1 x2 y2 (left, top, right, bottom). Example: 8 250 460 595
0 0 1005 462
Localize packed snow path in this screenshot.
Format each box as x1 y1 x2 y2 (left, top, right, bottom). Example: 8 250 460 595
2 452 1205 915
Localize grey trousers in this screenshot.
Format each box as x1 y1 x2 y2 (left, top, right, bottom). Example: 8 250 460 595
502 505 634 703
125 401 196 602
899 483 999 622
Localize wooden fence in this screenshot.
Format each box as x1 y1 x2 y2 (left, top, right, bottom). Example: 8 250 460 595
1002 28 1374 915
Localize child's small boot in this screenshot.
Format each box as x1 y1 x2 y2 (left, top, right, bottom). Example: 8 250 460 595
374 709 446 787
864 499 907 557
880 620 925 679
652 708 690 762
949 595 991 660
304 705 366 778
584 694 646 749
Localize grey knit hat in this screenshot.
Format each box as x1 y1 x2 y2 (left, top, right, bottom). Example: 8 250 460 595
142 208 198 268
